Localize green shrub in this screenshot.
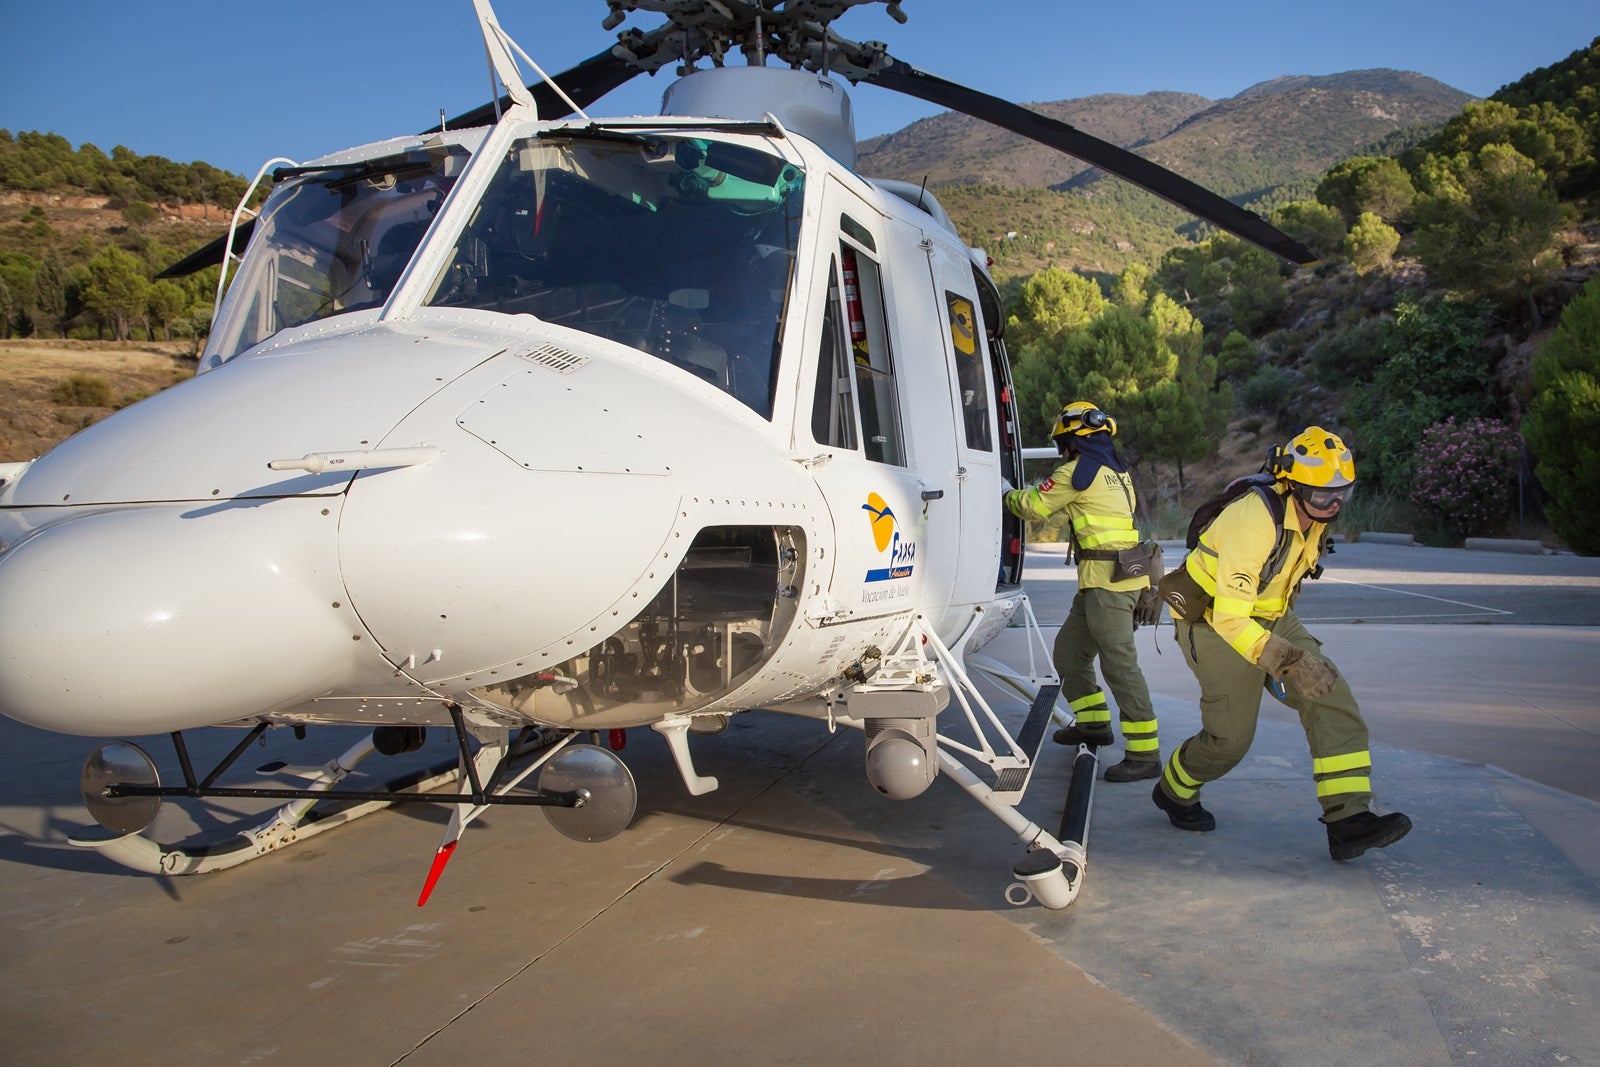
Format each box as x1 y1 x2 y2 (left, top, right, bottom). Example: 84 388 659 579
1344 212 1401 275
1339 294 1494 493
120 201 158 227
1216 330 1259 381
1239 365 1294 417
49 373 114 407
1306 315 1393 386
1524 277 1600 554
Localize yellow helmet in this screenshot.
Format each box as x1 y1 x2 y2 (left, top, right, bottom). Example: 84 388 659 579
1271 426 1356 519
1051 401 1117 446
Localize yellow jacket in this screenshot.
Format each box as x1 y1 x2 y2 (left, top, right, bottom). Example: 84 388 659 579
1184 484 1326 663
1005 457 1147 592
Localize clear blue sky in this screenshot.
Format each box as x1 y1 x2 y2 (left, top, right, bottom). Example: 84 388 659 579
3 1 1595 177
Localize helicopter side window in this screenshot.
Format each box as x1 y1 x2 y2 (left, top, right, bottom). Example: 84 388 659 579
945 290 993 452
809 260 857 450
840 241 905 467
426 134 803 420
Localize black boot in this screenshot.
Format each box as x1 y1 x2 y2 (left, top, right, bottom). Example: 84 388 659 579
1053 723 1114 747
1104 757 1161 783
1151 781 1216 831
1326 810 1412 861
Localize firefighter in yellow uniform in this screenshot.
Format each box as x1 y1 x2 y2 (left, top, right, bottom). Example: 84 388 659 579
1004 402 1160 782
1154 427 1412 860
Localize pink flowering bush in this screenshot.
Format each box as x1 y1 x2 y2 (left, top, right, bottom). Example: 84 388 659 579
1409 417 1524 536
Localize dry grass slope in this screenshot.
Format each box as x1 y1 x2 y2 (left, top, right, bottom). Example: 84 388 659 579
0 340 194 462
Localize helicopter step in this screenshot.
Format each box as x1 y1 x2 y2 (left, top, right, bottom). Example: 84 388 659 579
993 680 1061 793
818 602 1084 909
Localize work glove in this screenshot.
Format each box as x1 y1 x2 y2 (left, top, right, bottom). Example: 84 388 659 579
1133 587 1162 628
1256 633 1339 700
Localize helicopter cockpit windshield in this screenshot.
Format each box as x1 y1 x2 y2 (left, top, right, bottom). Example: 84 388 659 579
207 144 471 363
426 131 804 419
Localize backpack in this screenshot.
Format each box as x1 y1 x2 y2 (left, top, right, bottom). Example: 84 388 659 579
1185 473 1284 556
1158 471 1326 622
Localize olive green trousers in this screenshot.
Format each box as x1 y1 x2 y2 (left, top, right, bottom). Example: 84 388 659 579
1164 611 1374 821
1053 587 1158 759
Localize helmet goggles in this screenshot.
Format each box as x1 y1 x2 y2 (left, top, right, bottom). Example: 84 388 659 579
1295 482 1354 516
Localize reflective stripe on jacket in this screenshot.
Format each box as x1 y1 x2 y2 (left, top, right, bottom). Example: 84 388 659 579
1004 457 1146 591
1183 485 1326 662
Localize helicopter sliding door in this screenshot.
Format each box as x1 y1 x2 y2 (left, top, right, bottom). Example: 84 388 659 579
799 181 928 624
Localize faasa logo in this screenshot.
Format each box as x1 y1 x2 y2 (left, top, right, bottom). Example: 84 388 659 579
862 492 916 582
1040 477 1055 492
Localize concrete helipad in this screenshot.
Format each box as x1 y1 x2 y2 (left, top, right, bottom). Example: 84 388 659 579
1 541 1597 1065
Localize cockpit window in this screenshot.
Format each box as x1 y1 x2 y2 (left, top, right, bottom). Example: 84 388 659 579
207 145 469 363
426 132 804 419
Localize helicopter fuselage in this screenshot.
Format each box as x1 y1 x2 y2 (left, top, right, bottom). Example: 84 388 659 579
0 103 1025 739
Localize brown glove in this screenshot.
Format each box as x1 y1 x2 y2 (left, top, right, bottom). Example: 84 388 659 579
1133 587 1162 628
1257 634 1339 700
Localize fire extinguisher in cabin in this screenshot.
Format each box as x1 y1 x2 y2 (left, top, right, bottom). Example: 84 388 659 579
841 247 869 364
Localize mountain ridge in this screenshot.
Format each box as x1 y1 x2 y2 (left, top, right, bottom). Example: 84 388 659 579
858 69 1473 199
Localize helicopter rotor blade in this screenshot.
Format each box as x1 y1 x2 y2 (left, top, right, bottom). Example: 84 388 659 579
154 220 255 280
432 47 643 131
861 58 1315 265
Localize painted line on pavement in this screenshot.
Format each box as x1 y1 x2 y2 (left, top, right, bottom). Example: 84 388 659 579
1309 575 1513 619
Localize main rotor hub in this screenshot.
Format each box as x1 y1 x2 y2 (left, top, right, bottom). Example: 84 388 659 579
605 0 894 82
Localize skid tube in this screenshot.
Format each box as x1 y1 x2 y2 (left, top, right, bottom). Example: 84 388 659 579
102 708 578 810
73 707 578 876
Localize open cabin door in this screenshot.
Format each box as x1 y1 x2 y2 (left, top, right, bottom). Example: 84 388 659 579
976 264 1024 588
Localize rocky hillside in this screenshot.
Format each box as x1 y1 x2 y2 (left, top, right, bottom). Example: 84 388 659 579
856 70 1473 279
859 70 1471 199
1066 71 1476 202
857 91 1212 189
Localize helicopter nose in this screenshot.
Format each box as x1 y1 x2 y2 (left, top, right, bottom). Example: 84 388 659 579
0 501 356 737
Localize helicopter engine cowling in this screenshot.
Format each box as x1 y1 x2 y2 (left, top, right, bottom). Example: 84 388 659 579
661 67 857 169
332 324 821 729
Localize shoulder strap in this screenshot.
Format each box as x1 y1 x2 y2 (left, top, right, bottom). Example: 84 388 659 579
1252 484 1294 586
1186 477 1292 586
1113 469 1135 518
1186 472 1278 549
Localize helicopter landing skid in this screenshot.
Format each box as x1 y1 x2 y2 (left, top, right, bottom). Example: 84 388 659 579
69 715 577 877
830 598 1089 910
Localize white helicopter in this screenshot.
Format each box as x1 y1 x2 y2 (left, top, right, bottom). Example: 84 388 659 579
0 0 1309 909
